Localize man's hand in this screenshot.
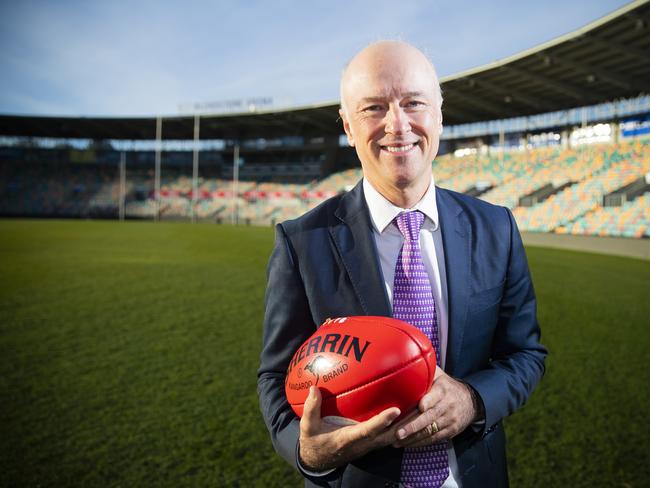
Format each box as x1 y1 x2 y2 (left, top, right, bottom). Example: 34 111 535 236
393 369 481 449
299 386 401 472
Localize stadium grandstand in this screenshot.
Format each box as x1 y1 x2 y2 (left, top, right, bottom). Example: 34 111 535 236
1 0 649 237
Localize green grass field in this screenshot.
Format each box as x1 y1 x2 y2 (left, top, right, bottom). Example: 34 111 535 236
1 219 648 487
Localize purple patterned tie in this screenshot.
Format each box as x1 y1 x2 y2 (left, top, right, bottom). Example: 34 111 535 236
393 211 450 488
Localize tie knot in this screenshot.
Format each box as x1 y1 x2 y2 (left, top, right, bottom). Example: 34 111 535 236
396 211 425 241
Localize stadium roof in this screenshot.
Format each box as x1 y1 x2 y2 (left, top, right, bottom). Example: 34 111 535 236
1 0 649 141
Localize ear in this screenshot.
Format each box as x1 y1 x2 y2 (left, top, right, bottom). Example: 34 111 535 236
339 108 355 147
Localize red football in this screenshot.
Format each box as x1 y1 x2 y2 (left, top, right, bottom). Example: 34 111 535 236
285 316 437 423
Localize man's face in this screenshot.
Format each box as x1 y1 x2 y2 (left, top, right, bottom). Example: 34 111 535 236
340 44 442 197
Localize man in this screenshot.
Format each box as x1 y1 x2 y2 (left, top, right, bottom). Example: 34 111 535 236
258 40 546 487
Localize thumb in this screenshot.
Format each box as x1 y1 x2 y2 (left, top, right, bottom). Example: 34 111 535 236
350 406 401 442
300 386 322 435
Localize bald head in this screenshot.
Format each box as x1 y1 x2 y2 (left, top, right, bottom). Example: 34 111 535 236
340 41 442 115
336 40 444 208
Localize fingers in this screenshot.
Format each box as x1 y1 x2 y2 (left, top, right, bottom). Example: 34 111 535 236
394 373 451 444
301 386 401 446
418 387 442 415
300 386 322 435
348 406 401 445
393 374 478 448
368 407 402 433
394 415 453 448
396 407 436 441
299 398 403 470
419 369 448 412
402 380 446 439
398 429 451 449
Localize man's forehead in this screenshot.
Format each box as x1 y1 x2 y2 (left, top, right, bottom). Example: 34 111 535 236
345 67 437 103
356 90 433 105
340 41 441 111
347 54 431 82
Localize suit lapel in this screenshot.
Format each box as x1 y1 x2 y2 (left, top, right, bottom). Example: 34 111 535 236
437 189 471 375
329 181 392 317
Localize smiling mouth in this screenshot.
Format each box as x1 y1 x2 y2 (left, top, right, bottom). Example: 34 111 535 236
381 143 417 154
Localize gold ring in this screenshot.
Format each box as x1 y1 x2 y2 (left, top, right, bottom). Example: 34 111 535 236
430 421 439 434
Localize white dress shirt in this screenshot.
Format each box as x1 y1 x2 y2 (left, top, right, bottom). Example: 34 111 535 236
363 177 461 488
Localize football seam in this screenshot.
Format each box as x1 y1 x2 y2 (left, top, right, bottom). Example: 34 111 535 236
324 355 425 400
290 355 424 407
380 321 436 385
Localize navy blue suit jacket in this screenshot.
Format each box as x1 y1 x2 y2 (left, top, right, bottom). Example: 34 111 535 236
257 180 546 487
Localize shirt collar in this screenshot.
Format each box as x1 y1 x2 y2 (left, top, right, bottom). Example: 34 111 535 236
363 176 439 233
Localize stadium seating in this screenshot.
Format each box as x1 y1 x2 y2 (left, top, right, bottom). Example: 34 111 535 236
1 137 648 237
513 140 650 233
561 194 649 237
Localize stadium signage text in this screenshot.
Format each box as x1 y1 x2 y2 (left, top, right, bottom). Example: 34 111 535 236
178 97 274 114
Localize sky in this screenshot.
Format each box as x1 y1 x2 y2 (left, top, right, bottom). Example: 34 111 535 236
0 0 633 117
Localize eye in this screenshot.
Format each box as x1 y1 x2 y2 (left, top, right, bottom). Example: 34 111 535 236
362 104 385 113
404 100 426 108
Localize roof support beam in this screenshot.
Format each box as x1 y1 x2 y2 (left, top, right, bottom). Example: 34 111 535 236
94 120 132 140
468 78 552 112
542 53 647 94
626 11 650 30
587 34 650 66
500 65 585 101
440 104 485 124
445 88 519 119
294 114 337 133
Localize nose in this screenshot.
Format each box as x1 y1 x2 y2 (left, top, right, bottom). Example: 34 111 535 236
384 105 411 135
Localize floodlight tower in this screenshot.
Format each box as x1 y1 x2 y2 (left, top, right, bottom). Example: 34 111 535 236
119 151 126 221
191 115 200 223
154 117 162 221
231 144 240 225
